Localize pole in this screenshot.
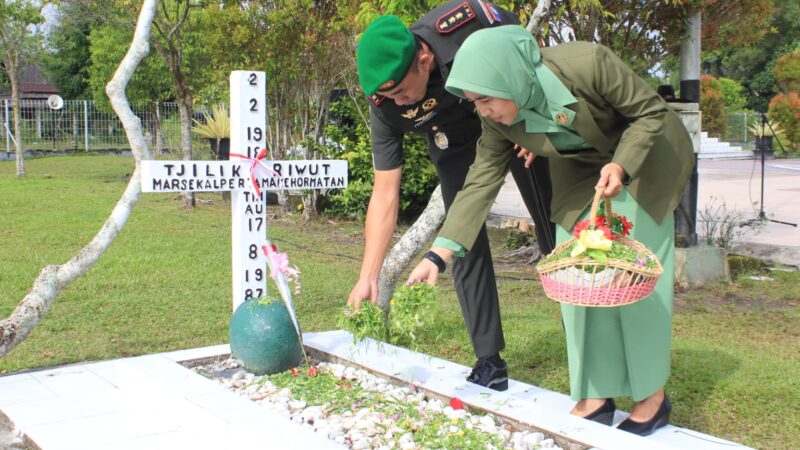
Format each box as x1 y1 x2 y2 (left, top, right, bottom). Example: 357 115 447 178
4 99 10 155
84 101 89 152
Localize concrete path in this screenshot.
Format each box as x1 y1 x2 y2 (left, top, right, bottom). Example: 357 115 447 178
490 157 800 266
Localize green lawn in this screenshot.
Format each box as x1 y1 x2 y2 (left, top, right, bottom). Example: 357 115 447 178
1 155 798 449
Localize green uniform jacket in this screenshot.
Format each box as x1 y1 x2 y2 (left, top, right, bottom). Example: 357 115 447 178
439 41 694 250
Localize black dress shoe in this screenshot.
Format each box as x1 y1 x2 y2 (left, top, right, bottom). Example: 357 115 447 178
617 394 671 436
466 356 508 391
579 398 616 426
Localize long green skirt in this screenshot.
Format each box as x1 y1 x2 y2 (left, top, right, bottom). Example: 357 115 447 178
557 188 674 401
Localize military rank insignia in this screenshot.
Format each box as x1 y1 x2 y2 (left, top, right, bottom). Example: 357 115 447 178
479 1 503 24
368 94 385 107
437 2 476 34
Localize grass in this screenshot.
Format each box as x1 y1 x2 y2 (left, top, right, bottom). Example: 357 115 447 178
2 155 799 449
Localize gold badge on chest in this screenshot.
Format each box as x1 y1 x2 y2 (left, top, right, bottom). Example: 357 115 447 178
434 131 449 150
422 98 438 111
401 107 420 119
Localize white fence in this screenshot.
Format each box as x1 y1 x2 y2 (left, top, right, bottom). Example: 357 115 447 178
0 99 210 155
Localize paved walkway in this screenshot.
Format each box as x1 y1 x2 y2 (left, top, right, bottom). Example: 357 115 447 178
490 157 800 266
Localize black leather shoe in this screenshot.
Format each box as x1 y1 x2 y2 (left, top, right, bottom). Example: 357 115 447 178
617 394 671 436
580 398 616 426
466 356 508 391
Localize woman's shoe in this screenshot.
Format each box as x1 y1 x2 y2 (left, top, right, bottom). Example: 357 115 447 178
579 398 616 426
617 394 671 436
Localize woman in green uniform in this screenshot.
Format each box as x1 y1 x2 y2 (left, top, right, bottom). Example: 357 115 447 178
407 25 693 437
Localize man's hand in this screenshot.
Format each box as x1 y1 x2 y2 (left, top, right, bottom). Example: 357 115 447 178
347 278 378 311
514 144 536 168
596 162 625 198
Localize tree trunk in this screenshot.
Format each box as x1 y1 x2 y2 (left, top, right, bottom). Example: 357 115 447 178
526 0 552 35
0 0 158 357
376 185 445 310
152 34 194 209
176 95 194 208
7 59 24 178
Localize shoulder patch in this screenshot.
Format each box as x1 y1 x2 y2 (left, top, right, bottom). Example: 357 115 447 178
436 2 476 34
479 1 503 24
368 94 386 107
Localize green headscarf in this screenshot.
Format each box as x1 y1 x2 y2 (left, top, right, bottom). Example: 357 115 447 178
445 25 577 133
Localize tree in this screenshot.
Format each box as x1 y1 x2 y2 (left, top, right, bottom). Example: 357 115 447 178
88 23 172 154
73 0 210 208
163 1 353 216
539 0 772 73
41 2 97 99
712 0 799 111
701 75 726 138
1 0 157 357
0 0 44 178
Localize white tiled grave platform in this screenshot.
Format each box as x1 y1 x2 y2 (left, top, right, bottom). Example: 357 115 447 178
0 345 344 450
0 331 752 450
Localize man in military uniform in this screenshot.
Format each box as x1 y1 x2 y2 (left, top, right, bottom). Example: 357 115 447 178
347 1 554 391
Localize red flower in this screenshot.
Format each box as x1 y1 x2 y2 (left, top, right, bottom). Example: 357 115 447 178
290 367 299 377
307 367 318 377
450 397 464 410
618 215 633 237
572 219 592 238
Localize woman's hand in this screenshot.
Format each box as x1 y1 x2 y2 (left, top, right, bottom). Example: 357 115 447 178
596 162 625 198
514 144 536 168
407 248 453 285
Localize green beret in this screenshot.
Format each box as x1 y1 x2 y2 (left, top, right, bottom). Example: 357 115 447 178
357 15 417 96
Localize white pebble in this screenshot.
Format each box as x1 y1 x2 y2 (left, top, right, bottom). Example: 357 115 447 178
540 438 556 448
351 438 370 450
444 407 468 420
302 406 325 424
522 432 544 450
288 399 306 413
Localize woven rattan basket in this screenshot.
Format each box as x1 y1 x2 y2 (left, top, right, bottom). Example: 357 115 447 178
536 188 663 307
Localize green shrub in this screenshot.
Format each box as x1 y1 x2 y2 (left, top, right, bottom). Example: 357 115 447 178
717 77 747 113
774 50 800 92
320 96 437 222
768 92 800 154
701 75 727 138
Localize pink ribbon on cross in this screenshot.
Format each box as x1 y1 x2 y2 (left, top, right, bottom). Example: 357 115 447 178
230 147 279 198
262 243 300 282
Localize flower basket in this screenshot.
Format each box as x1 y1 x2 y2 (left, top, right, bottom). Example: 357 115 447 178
536 188 663 307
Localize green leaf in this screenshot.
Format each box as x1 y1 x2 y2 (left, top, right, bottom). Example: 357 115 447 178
587 249 608 263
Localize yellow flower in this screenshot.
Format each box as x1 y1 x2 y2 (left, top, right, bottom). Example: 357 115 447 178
570 229 613 257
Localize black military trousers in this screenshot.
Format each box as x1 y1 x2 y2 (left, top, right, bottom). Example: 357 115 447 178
428 137 504 359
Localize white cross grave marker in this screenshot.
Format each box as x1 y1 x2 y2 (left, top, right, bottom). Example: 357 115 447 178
141 71 348 311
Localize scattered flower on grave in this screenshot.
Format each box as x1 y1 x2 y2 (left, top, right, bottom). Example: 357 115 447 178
198 359 566 450
290 367 299 377
450 397 464 410
306 367 318 377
